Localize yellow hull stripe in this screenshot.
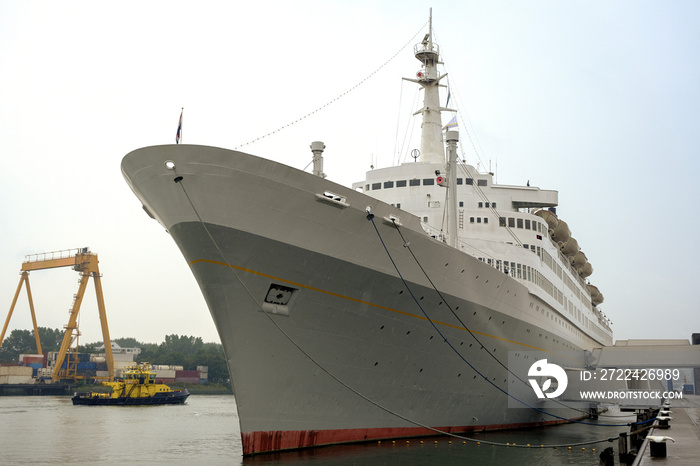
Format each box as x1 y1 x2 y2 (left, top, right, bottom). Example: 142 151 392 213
190 258 569 357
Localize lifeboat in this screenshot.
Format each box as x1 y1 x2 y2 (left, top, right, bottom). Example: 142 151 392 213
587 284 604 306
534 209 559 230
551 220 571 244
579 261 593 279
560 237 579 257
571 250 587 269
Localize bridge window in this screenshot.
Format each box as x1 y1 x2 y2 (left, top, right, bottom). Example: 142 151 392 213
396 180 407 187
477 179 487 186
384 181 394 188
423 178 435 185
372 183 381 190
409 179 420 186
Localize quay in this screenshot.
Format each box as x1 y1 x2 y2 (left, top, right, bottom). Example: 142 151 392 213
0 383 73 396
635 395 700 465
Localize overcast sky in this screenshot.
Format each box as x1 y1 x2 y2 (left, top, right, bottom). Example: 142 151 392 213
1 0 698 347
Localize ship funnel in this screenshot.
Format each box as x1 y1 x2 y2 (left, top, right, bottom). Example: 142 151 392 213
310 141 326 178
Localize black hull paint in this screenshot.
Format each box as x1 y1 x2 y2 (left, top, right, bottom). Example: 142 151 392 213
72 389 189 406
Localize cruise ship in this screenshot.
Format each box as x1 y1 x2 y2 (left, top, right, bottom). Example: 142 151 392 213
121 13 612 455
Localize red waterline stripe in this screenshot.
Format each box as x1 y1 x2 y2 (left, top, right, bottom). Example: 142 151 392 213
242 419 577 455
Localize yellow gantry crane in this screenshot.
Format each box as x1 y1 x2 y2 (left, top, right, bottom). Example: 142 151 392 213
0 247 114 381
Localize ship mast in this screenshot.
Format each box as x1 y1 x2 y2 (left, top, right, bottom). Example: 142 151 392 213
404 9 454 164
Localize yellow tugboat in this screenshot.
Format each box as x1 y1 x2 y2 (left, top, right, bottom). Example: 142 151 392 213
72 363 190 405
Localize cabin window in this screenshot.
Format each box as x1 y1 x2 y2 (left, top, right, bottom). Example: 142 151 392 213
525 220 531 230
492 202 497 208
465 178 473 185
409 179 420 186
508 218 515 228
477 179 487 186
477 218 482 223
517 218 524 228
396 203 401 208
423 178 435 185
478 202 483 208
484 217 488 224
485 202 490 208
396 180 407 187
457 178 463 185
459 201 464 207
372 183 381 190
470 217 475 223
384 181 394 188
499 217 506 227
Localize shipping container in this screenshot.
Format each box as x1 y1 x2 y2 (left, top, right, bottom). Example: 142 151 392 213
112 353 136 362
76 362 96 371
113 361 136 370
175 377 201 384
0 375 35 384
196 366 209 373
154 370 177 379
0 366 33 377
20 354 44 365
176 370 199 378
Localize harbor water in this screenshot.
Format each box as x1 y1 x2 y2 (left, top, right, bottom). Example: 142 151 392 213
0 394 640 465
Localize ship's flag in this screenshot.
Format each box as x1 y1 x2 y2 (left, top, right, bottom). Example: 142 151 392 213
444 115 458 130
176 108 183 144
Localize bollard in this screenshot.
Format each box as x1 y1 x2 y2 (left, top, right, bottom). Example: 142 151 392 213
657 416 672 429
650 441 666 458
618 433 628 465
647 436 674 459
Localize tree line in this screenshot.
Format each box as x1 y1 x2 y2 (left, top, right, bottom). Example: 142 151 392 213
0 328 229 385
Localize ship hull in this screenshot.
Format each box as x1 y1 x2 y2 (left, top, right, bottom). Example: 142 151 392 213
122 145 598 455
72 389 190 406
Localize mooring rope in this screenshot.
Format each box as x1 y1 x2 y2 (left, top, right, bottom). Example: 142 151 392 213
169 171 632 448
367 214 645 428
